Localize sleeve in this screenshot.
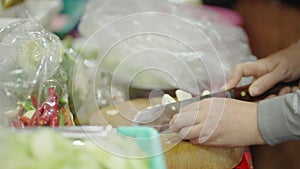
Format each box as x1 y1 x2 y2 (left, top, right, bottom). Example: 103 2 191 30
257 89 300 145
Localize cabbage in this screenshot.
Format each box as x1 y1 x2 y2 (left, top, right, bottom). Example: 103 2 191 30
0 129 150 169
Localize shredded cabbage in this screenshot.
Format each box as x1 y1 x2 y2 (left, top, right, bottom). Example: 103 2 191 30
0 129 149 169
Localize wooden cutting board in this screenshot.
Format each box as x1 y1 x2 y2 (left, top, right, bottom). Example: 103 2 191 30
89 98 244 169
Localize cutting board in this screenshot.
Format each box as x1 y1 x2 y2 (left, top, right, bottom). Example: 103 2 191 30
89 98 244 169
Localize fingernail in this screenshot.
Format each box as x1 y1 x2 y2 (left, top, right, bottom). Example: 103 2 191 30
221 79 233 91
198 136 208 143
168 135 182 143
169 115 177 125
220 84 228 91
250 86 260 96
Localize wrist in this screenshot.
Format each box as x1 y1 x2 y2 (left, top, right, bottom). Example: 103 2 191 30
250 102 266 145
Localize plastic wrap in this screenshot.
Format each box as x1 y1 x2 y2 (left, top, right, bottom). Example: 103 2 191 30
0 0 63 28
0 20 74 127
78 0 256 96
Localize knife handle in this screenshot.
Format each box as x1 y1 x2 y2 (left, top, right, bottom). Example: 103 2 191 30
230 80 299 102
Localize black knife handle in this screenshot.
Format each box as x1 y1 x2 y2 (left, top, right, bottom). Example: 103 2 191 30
230 80 299 102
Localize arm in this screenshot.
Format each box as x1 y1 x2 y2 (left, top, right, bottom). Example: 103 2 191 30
169 42 300 147
169 90 300 147
258 90 300 145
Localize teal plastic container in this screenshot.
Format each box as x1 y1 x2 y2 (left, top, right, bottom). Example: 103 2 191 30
118 126 167 169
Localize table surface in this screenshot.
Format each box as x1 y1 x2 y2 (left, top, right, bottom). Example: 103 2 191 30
90 98 244 169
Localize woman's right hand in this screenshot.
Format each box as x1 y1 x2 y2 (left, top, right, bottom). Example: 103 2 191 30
224 43 300 96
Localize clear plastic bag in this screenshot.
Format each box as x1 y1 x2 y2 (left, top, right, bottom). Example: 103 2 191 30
78 0 256 96
0 20 74 127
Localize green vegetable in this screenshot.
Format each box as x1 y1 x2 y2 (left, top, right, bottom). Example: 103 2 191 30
18 101 35 112
0 129 150 169
58 110 65 126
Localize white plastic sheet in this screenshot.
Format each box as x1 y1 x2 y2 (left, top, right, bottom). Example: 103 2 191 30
78 0 256 96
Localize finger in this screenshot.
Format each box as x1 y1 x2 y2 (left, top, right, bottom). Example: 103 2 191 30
278 86 292 96
225 62 266 90
265 94 277 100
169 102 202 132
169 111 199 133
169 114 178 126
189 138 212 146
292 86 299 93
177 124 202 140
249 68 285 96
190 138 200 145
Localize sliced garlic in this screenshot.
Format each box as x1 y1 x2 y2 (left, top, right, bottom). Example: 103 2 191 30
145 106 153 110
201 90 211 96
106 109 119 116
175 89 192 101
161 94 176 105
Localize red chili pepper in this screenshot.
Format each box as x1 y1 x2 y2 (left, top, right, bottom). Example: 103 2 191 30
38 116 48 126
27 87 60 127
11 118 25 128
17 106 24 116
19 116 31 126
49 114 59 127
47 87 59 127
31 94 38 109
30 109 42 126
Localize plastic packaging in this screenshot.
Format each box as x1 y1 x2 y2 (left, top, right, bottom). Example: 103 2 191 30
0 0 63 27
0 126 166 169
0 20 73 127
78 0 256 96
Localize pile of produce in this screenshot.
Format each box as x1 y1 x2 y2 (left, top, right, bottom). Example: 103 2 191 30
0 129 150 169
0 19 78 127
7 87 74 128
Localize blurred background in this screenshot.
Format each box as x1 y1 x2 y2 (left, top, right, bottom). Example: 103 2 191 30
0 0 300 169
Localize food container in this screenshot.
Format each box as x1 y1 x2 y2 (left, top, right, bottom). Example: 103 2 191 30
0 126 167 169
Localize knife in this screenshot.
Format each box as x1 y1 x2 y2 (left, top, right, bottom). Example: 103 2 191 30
10 126 111 139
134 81 299 128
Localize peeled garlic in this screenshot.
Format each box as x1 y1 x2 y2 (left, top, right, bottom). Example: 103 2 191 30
175 89 192 101
201 90 211 96
161 94 176 105
106 109 119 116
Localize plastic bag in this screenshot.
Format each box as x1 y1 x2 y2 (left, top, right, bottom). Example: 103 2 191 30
0 0 63 26
78 0 256 96
0 19 74 127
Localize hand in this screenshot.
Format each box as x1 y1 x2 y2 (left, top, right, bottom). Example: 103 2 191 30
224 43 300 96
169 98 266 147
265 83 300 99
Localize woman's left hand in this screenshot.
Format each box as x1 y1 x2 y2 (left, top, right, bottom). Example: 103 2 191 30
169 98 266 147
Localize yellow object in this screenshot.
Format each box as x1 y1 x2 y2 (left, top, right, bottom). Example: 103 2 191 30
240 91 247 97
1 0 25 9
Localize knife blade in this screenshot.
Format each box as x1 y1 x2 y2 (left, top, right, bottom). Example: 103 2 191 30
134 81 299 128
10 126 111 139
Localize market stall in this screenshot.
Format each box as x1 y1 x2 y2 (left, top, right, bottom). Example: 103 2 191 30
0 0 266 168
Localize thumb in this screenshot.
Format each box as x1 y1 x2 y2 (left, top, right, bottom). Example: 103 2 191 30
249 69 284 96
